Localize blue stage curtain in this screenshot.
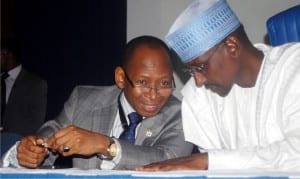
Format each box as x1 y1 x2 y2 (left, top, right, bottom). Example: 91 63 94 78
14 0 127 120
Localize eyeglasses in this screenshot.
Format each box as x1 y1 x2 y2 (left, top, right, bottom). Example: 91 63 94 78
184 42 225 76
123 70 176 94
183 61 209 76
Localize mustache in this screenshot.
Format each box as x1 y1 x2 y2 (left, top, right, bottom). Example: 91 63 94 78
204 83 219 89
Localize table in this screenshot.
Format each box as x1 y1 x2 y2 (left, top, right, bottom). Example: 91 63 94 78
1 168 299 179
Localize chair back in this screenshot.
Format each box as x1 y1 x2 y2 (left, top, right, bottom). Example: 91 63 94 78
266 5 300 46
1 132 22 157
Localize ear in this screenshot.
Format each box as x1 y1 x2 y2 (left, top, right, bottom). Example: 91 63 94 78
115 66 126 89
224 36 240 58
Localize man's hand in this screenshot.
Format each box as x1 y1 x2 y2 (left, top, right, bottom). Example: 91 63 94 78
17 136 48 168
135 153 208 171
46 125 110 156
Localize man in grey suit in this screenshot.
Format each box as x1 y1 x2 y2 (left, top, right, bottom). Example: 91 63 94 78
1 38 47 136
2 36 193 170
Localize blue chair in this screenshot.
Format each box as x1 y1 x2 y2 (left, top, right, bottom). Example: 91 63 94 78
1 132 22 157
266 5 300 46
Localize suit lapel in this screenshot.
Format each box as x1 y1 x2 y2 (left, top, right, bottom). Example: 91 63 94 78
135 114 163 145
92 104 118 136
6 69 26 106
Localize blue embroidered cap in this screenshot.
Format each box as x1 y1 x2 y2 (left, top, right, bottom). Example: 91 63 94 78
165 0 240 63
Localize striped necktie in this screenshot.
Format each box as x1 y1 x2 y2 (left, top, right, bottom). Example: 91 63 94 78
119 112 142 144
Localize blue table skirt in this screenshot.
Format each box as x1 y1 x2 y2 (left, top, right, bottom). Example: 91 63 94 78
1 168 298 179
0 174 290 179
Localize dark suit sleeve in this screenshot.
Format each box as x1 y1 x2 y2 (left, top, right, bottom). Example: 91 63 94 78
28 79 48 134
3 70 48 136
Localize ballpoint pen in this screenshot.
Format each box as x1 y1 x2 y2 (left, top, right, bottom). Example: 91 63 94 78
37 143 70 152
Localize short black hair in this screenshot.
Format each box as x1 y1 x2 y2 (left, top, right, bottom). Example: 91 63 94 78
1 38 21 58
122 35 171 69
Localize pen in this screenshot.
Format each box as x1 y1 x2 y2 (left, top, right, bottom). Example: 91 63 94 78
36 143 70 152
36 143 50 149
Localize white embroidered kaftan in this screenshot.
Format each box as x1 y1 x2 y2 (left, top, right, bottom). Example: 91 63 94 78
182 43 300 171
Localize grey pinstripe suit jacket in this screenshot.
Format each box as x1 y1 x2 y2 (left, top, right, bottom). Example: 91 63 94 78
38 85 193 170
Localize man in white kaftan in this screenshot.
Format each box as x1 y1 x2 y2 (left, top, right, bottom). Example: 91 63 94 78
182 43 300 170
136 0 300 172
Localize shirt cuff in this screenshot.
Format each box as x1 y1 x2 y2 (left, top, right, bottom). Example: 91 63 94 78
208 149 252 170
1 141 23 168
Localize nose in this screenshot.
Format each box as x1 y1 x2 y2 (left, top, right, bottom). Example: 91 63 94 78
145 87 160 99
193 73 207 87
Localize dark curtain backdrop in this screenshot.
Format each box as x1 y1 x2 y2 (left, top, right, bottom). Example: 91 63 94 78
10 0 127 120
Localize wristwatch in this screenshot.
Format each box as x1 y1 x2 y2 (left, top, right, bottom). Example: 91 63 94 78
97 137 118 160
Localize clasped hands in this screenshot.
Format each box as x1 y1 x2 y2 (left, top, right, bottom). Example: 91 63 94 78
16 125 110 168
16 125 208 170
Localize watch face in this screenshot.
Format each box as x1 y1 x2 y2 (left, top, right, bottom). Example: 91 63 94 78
97 138 117 160
109 143 118 157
